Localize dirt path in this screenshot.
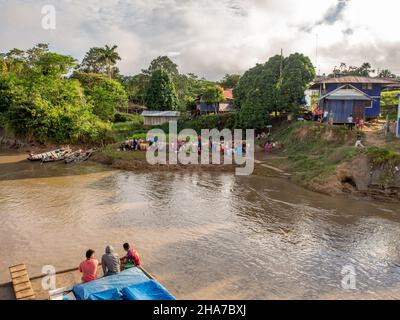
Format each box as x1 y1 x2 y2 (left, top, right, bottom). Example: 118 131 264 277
363 127 386 147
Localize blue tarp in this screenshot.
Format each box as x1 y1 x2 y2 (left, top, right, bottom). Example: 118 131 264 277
88 288 123 301
73 268 151 300
122 280 175 301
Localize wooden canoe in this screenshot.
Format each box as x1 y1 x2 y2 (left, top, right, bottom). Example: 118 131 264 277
65 149 94 164
28 148 72 162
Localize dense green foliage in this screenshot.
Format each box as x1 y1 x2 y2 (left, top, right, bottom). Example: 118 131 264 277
329 62 398 79
90 79 128 121
234 53 315 129
78 45 121 79
121 73 149 104
144 69 178 111
142 56 179 76
0 44 114 144
0 44 327 143
381 90 400 120
377 69 397 79
71 72 109 95
330 62 375 77
123 56 219 111
112 115 145 141
114 112 139 123
181 113 236 133
219 74 241 89
381 90 400 107
202 85 224 105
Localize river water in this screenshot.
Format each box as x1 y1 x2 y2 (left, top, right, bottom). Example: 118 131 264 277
0 151 400 299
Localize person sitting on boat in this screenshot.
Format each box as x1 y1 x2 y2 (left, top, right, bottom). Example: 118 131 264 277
79 249 98 283
101 245 120 277
120 243 141 270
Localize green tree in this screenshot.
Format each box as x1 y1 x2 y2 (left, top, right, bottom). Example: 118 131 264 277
72 72 109 95
0 75 24 113
280 53 316 113
33 52 77 77
233 63 265 110
219 74 241 89
202 85 225 105
235 94 270 129
78 45 121 79
7 78 112 143
0 55 7 75
26 43 49 67
144 69 178 111
330 62 375 77
79 47 106 73
143 56 179 75
121 73 150 104
99 45 121 79
2 48 26 75
378 69 397 79
3 47 113 144
91 79 128 121
234 53 315 128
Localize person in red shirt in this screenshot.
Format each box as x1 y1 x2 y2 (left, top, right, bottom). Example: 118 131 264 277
121 243 141 270
79 249 98 283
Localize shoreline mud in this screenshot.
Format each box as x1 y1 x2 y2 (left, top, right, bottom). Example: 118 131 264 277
2 137 400 203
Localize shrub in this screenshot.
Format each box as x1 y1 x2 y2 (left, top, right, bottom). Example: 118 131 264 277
91 79 128 121
114 112 137 123
365 147 400 165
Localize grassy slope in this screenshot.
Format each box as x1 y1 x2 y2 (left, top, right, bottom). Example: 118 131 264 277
264 121 400 189
112 115 146 142
264 122 359 186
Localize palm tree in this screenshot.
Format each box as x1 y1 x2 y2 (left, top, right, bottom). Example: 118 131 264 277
99 45 121 79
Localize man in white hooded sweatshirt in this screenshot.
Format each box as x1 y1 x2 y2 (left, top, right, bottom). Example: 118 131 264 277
101 245 120 277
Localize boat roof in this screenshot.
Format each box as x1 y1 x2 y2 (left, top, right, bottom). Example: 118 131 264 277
73 268 175 300
318 84 373 101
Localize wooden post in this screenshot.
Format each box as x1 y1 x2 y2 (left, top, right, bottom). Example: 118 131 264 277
397 94 400 138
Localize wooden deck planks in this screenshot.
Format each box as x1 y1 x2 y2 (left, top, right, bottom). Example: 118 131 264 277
9 264 35 300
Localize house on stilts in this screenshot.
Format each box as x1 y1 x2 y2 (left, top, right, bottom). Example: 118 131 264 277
310 76 400 123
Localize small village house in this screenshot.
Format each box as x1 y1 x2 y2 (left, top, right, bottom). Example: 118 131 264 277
219 89 235 113
310 76 400 123
196 88 235 114
142 111 181 126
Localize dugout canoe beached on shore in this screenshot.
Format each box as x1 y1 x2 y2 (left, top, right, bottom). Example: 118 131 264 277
28 147 72 162
0 264 175 301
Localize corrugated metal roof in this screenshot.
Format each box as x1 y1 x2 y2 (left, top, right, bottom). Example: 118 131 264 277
324 88 372 101
142 111 180 117
318 84 373 101
223 89 233 100
313 76 399 85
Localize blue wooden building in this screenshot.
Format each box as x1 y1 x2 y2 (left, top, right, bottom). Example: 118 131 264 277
310 76 399 123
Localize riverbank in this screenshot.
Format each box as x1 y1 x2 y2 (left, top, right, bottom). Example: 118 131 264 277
92 144 237 173
259 121 400 202
3 120 400 202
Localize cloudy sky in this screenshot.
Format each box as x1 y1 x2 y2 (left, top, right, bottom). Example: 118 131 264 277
0 0 399 80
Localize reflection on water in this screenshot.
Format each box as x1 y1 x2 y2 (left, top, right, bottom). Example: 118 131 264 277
0 152 400 299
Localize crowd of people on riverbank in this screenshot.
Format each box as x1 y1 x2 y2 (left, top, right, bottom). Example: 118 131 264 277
120 136 252 157
79 242 141 283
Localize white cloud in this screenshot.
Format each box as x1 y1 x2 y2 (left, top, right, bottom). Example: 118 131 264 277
0 0 399 79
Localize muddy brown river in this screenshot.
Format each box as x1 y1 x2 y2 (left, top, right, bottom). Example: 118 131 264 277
1 151 400 299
